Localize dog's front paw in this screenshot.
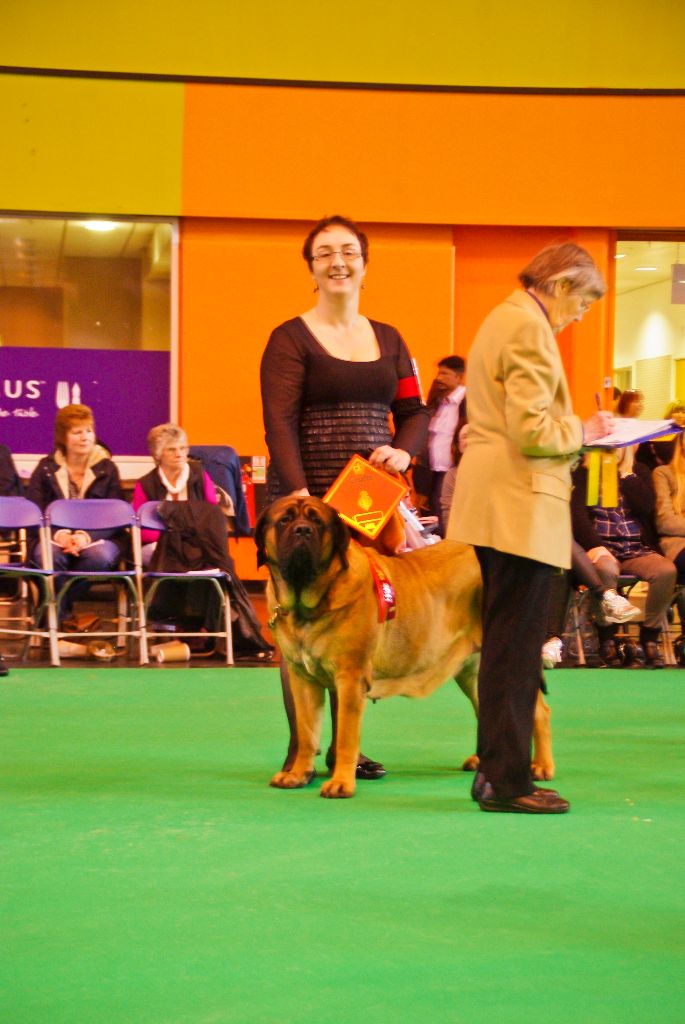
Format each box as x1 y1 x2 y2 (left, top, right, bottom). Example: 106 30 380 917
462 754 479 772
531 761 555 781
320 776 356 799
270 769 315 789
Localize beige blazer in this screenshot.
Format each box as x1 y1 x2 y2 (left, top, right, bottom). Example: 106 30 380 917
447 290 583 569
653 463 685 561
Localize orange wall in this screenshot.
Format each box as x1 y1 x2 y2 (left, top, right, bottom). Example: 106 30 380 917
453 226 614 419
183 85 685 228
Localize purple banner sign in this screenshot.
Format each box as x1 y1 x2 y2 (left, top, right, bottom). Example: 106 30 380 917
0 347 170 455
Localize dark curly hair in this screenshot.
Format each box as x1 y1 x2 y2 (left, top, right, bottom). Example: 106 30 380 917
302 215 369 269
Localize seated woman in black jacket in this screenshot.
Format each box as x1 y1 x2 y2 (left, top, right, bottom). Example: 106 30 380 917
26 404 125 619
571 446 676 667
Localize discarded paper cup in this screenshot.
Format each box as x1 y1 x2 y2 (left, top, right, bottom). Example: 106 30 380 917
152 640 191 663
58 639 89 659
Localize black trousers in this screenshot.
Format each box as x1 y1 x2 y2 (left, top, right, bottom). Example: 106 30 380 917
475 546 554 798
430 470 447 536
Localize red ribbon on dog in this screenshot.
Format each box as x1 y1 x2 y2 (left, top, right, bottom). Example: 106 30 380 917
363 550 397 623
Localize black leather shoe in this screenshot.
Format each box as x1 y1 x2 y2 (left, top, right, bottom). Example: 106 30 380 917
471 771 492 802
643 640 664 668
355 757 387 780
325 748 387 779
599 638 622 668
0 655 8 677
471 771 559 802
479 788 570 814
618 640 646 668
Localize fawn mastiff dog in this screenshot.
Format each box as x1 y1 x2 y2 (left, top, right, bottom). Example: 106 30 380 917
256 495 554 798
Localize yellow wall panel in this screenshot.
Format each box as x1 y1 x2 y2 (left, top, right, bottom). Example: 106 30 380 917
2 0 685 90
0 74 183 214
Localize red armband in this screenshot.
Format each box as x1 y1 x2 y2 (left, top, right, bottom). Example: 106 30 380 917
395 375 420 401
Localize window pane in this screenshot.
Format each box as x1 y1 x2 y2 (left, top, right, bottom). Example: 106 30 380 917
0 215 175 455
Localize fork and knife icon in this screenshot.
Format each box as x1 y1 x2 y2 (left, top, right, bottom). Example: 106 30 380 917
55 382 82 408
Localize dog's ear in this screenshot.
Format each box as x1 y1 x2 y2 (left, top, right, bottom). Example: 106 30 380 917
254 509 270 568
331 509 350 569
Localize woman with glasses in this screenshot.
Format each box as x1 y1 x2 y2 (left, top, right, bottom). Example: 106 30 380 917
132 424 217 566
260 214 429 782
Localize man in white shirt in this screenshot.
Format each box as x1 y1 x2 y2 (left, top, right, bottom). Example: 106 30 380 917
425 355 466 534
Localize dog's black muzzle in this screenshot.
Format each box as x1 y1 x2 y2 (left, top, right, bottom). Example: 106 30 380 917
277 517 324 591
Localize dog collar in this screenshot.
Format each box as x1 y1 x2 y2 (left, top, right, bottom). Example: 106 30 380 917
363 550 397 624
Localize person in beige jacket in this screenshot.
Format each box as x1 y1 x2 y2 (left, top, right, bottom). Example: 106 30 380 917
448 242 611 813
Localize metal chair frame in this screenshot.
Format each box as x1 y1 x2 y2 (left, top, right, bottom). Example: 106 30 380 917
137 501 234 665
0 497 59 665
45 498 148 666
566 574 677 666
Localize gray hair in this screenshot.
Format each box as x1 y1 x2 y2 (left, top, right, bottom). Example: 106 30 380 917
146 423 188 463
519 242 607 298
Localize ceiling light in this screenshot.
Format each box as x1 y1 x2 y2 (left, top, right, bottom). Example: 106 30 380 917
81 220 119 232
614 253 625 259
635 266 659 271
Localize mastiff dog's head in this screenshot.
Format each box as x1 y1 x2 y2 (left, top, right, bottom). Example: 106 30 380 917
255 496 350 592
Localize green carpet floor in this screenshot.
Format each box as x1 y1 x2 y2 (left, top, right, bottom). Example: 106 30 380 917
1 666 684 1024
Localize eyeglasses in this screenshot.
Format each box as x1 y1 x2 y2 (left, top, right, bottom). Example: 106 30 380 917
312 246 362 263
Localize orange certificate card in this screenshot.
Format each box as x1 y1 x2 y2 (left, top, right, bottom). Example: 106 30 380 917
323 455 407 539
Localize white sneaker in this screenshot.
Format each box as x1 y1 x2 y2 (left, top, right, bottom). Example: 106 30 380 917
542 637 563 669
599 589 641 624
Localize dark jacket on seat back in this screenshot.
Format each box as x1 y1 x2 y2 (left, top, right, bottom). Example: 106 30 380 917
150 501 232 573
189 446 251 537
149 500 272 655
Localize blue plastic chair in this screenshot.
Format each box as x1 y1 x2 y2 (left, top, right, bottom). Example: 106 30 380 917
137 501 234 665
0 496 59 666
45 498 148 665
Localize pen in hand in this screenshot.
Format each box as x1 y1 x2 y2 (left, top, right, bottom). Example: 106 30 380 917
584 391 613 444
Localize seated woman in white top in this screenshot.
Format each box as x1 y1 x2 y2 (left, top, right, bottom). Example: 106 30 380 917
132 423 217 566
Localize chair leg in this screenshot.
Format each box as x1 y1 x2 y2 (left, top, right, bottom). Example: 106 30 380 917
660 612 677 666
137 594 149 667
46 585 60 667
115 587 128 649
224 587 234 666
571 589 587 666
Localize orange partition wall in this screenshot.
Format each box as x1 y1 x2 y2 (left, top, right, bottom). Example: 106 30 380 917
453 227 563 352
179 219 308 454
453 226 614 418
559 229 614 419
182 85 685 229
